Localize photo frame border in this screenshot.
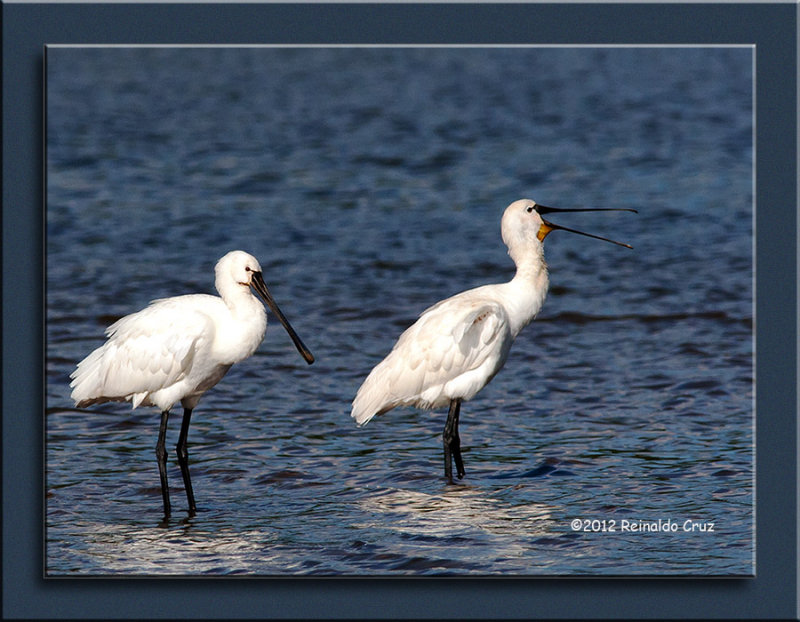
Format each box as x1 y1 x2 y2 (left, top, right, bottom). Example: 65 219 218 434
4 2 796 619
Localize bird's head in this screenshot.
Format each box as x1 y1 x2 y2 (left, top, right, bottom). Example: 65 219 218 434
215 250 264 289
215 250 314 365
501 198 636 255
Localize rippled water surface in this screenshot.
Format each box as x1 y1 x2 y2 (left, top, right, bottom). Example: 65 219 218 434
46 46 753 575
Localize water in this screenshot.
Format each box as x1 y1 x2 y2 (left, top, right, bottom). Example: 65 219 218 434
45 46 753 575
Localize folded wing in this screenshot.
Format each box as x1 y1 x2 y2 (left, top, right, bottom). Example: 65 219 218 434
351 295 510 425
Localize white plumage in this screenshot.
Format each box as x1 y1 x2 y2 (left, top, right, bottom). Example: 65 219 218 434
352 282 542 423
70 250 314 518
72 296 242 412
352 199 634 481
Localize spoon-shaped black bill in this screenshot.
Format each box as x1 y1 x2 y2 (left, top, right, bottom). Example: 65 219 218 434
251 272 315 364
535 204 637 249
535 204 639 216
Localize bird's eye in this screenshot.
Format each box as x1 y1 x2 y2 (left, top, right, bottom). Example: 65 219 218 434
526 205 535 213
245 266 252 272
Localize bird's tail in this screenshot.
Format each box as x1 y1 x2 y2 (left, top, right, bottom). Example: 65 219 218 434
69 344 145 409
69 348 106 407
350 387 380 426
351 362 398 426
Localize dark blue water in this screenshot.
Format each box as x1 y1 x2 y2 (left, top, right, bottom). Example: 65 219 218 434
46 46 753 575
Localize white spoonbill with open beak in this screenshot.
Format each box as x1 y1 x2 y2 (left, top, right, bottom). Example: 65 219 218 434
351 199 635 482
70 250 315 518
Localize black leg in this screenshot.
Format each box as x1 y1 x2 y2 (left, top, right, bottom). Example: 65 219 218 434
156 410 171 518
443 398 465 482
451 406 465 480
176 407 196 515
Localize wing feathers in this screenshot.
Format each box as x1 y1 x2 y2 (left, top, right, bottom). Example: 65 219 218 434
70 298 215 409
351 296 510 424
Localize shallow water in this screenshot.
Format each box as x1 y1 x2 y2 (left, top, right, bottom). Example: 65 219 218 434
45 46 753 575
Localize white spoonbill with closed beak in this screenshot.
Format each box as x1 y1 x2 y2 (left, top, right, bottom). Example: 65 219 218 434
70 250 315 518
351 199 635 482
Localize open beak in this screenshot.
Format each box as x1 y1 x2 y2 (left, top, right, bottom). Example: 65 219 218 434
535 204 637 249
250 272 315 365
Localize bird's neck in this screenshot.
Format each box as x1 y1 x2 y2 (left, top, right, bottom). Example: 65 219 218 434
218 283 265 323
230 289 265 320
216 287 267 362
504 250 549 335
